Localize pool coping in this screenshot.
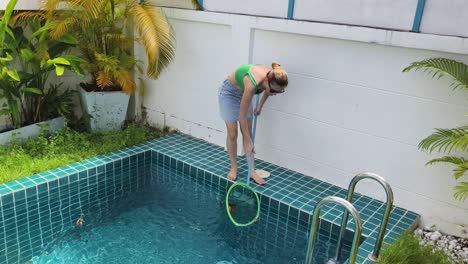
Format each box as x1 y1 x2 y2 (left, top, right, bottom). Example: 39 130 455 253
0 133 420 264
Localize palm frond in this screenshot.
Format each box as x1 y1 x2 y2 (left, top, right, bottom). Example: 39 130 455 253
82 0 108 19
426 156 468 180
418 126 468 153
131 1 175 78
454 182 468 201
49 18 71 39
118 54 137 69
403 58 468 90
42 0 104 33
96 71 113 89
11 11 46 26
39 0 62 13
105 33 133 49
116 69 136 94
454 162 468 180
36 48 50 61
94 52 119 72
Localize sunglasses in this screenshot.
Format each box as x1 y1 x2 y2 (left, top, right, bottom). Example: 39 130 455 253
268 79 285 94
266 71 285 94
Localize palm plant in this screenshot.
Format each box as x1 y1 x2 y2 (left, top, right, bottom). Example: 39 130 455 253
403 58 468 201
25 0 177 94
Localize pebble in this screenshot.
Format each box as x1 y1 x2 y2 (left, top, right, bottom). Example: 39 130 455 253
414 227 468 263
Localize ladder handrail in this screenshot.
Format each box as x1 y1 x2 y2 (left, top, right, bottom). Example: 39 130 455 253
305 196 363 264
335 173 394 262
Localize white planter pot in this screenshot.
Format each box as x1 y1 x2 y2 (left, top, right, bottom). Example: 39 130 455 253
0 117 65 145
79 87 130 132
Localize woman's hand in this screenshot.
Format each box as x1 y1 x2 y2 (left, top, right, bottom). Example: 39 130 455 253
254 107 261 116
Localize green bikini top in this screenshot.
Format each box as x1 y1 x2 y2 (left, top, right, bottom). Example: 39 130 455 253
234 64 262 94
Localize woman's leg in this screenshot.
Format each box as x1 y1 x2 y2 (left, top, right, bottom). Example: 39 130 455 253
246 120 265 185
226 121 238 181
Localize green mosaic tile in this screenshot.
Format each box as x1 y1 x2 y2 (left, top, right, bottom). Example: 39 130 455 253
4 181 23 192
16 178 36 189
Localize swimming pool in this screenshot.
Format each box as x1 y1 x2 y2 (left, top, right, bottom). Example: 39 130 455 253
0 134 419 264
29 162 360 264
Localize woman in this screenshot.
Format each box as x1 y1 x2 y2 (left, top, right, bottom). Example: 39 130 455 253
218 62 289 185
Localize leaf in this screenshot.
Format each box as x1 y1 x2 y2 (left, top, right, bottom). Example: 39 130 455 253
0 0 18 46
69 63 84 76
454 182 468 201
58 33 78 45
31 23 54 39
130 2 176 79
24 87 43 95
426 156 468 180
403 58 468 90
418 126 468 154
48 57 71 66
0 52 14 63
4 26 15 41
60 55 87 64
116 69 136 94
6 69 20 81
96 71 113 88
55 65 65 76
20 49 34 61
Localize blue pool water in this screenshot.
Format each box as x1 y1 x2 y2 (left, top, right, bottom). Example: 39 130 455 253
31 163 358 264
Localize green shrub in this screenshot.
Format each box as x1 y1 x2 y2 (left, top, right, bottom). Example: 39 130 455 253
378 232 453 264
0 124 174 184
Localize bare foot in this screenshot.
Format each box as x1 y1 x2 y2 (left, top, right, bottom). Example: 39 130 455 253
250 171 266 185
227 167 237 181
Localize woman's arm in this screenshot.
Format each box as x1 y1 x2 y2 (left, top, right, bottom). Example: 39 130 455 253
239 77 256 155
254 92 269 115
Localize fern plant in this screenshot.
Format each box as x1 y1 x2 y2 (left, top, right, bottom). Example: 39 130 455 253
403 58 468 201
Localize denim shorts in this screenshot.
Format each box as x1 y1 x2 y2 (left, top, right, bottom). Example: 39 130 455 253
218 79 253 122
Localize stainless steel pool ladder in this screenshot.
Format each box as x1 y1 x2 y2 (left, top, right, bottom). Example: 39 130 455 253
334 173 394 263
305 196 363 264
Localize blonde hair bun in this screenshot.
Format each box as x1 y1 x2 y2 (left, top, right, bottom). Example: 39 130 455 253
271 61 281 69
268 61 288 87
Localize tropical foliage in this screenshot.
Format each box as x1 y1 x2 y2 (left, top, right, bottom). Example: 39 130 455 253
404 58 468 201
0 0 84 129
22 0 177 94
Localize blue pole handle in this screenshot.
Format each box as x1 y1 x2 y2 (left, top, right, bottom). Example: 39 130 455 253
246 95 260 185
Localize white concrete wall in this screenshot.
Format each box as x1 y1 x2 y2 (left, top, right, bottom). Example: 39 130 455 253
153 0 197 10
204 0 289 18
3 0 468 37
294 0 417 31
140 8 468 238
0 0 40 10
420 0 468 37
152 0 468 38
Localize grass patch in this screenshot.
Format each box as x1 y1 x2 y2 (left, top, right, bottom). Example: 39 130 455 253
0 124 175 184
378 232 453 264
